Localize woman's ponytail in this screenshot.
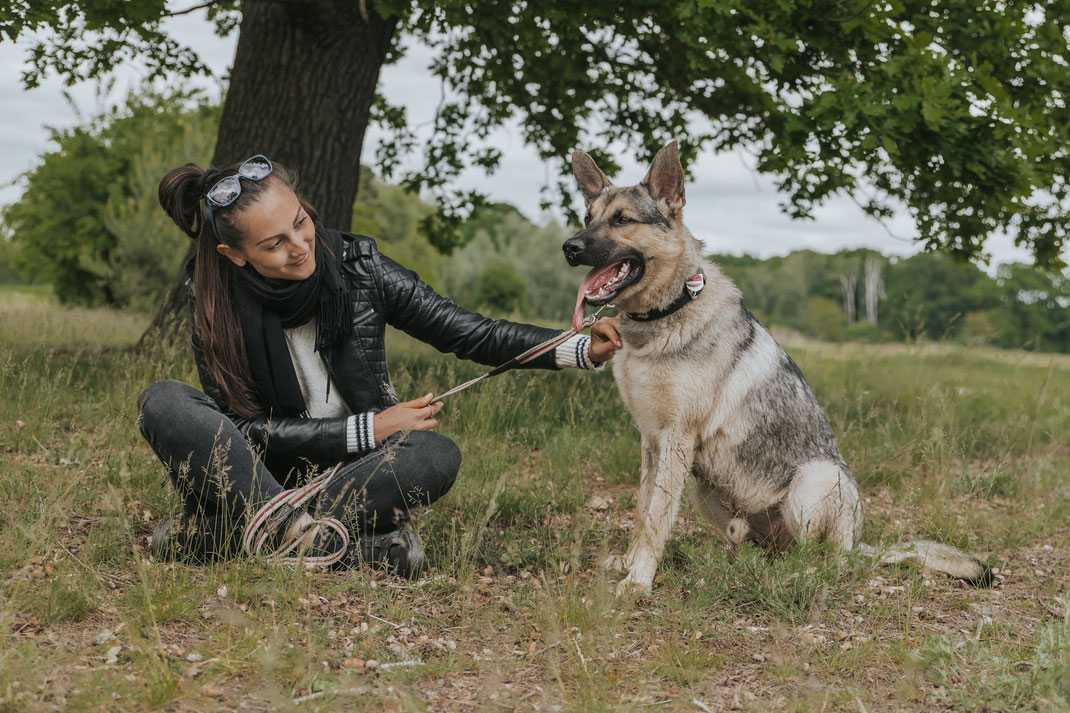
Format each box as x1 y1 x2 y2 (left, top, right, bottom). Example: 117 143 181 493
158 163 210 240
157 162 263 418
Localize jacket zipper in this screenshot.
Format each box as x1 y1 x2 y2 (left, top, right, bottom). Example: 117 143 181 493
320 350 353 413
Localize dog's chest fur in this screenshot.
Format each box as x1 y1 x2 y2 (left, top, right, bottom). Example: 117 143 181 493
611 267 846 512
614 268 747 434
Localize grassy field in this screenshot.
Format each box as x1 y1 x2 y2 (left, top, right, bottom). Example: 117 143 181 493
1 295 1068 712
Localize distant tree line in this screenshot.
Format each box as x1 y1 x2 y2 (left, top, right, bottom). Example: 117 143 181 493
1 85 1066 353
713 250 1070 352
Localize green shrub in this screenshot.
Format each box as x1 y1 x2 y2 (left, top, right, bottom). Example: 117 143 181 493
2 84 218 309
474 263 527 314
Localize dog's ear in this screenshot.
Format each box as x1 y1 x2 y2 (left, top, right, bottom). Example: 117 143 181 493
571 150 613 205
641 140 686 213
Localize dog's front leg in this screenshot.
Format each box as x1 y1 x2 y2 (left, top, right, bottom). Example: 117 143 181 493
617 430 694 596
604 433 657 574
635 432 657 532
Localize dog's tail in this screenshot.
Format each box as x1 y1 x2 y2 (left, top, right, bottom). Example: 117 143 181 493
859 541 993 587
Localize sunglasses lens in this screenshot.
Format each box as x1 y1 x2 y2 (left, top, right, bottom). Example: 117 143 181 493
241 156 272 180
206 176 241 205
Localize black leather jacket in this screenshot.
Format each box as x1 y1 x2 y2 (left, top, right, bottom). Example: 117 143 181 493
186 230 563 476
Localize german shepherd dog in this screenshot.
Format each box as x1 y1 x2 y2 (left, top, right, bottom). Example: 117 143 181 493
564 141 990 595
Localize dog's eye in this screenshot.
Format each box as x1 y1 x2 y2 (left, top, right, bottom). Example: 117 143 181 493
616 215 633 225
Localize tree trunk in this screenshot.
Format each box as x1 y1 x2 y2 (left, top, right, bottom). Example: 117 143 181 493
839 273 857 324
214 0 397 228
863 256 884 325
140 0 398 347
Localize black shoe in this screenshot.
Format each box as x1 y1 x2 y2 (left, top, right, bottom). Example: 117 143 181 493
350 529 426 579
149 514 180 561
150 513 233 563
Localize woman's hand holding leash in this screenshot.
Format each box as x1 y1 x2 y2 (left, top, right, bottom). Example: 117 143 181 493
589 316 622 363
373 393 443 442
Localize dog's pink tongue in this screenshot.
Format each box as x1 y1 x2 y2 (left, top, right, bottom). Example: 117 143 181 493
573 263 620 331
572 287 588 332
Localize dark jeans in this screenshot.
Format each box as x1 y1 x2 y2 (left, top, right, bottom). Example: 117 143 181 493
136 380 461 561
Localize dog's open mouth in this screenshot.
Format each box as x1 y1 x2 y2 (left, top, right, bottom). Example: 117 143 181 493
572 258 644 330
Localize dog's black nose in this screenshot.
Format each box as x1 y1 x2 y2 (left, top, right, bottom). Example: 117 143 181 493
562 236 586 266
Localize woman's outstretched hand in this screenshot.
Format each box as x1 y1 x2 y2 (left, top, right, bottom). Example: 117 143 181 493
373 393 443 442
589 316 623 363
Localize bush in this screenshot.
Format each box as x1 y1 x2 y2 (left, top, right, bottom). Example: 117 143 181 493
1 84 219 308
474 263 526 314
960 310 996 347
843 320 882 343
0 234 21 285
101 116 215 312
798 296 846 342
438 206 581 322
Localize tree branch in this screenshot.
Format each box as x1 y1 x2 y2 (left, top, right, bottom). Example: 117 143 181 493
163 0 225 18
825 1 875 24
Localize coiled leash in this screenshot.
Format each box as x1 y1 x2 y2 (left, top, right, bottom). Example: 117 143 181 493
241 462 350 567
432 303 613 402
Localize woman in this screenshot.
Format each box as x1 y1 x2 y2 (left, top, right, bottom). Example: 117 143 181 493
138 154 622 578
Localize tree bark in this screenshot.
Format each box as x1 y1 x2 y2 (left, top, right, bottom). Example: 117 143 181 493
839 273 857 324
141 0 398 347
863 256 884 326
214 0 397 228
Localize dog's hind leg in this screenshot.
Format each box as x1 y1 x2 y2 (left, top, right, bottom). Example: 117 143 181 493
691 480 754 560
782 460 862 550
617 430 695 595
689 479 740 535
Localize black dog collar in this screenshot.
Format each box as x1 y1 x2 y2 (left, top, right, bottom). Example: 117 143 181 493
625 268 706 322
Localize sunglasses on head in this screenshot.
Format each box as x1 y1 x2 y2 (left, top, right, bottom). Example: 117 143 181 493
205 154 273 239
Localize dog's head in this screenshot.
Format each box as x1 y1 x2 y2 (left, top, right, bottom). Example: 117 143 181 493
564 141 699 329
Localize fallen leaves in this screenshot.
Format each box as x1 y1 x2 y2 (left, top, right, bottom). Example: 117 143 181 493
6 555 56 585
585 495 612 511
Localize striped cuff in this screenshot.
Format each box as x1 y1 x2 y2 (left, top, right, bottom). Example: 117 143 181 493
346 412 378 453
554 334 605 371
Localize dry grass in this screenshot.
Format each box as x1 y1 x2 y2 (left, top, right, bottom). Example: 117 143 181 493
1 301 1068 712
0 287 148 349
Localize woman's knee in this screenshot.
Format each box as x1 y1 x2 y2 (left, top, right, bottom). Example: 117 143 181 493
138 379 195 412
138 380 185 430
403 430 462 495
136 380 214 439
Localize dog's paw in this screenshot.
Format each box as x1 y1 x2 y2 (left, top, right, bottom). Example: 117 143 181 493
615 574 653 598
602 554 626 573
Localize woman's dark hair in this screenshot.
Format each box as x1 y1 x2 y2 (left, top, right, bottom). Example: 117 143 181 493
158 158 319 418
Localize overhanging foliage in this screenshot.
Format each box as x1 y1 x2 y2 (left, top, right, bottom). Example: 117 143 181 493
3 0 1068 264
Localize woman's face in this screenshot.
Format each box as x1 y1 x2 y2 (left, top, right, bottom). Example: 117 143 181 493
216 180 317 281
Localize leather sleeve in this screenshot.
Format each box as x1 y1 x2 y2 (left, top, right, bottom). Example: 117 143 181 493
185 280 351 466
373 249 564 370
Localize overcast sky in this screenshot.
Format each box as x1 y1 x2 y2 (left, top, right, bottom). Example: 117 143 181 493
0 9 1045 268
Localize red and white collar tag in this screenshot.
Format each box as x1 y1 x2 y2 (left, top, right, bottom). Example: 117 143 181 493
685 272 705 298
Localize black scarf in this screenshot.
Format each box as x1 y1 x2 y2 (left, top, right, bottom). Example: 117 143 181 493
232 224 353 417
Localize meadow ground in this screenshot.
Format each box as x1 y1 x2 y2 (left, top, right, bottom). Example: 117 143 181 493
1 291 1068 712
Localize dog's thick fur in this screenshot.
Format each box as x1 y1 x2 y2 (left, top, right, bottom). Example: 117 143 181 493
565 141 990 595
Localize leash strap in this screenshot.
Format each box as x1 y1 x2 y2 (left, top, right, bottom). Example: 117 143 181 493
241 462 349 567
433 303 611 402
